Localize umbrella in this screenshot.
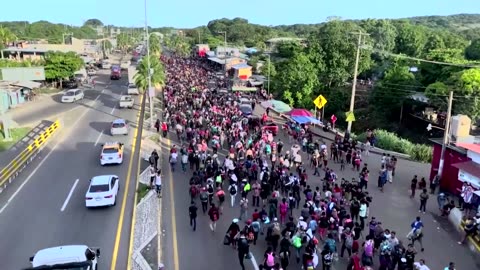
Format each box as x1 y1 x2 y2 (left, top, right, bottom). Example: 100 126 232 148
260 100 292 113
287 108 313 117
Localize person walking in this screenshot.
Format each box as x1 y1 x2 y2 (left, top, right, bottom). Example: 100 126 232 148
237 231 250 270
188 201 198 231
199 187 209 214
410 175 418 198
239 196 249 220
228 182 238 207
154 170 162 197
419 189 429 214
208 203 220 232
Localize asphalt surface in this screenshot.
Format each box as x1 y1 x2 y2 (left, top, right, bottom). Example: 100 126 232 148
0 58 143 270
159 104 480 270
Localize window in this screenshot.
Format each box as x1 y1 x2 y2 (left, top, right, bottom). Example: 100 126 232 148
103 148 119 154
65 91 75 96
110 178 117 189
112 123 125 128
89 184 109 192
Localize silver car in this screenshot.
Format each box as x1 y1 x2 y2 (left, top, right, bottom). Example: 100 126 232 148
110 119 129 136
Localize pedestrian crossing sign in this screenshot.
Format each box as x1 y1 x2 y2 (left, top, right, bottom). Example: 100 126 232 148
313 95 327 109
345 111 355 122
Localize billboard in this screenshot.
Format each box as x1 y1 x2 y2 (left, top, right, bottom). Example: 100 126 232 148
0 67 46 81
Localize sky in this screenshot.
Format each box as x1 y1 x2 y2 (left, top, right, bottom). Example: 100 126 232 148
2 0 480 28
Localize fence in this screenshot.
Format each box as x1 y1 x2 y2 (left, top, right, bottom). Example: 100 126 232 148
0 120 61 192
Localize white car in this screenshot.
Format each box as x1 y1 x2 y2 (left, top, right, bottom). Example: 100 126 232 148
87 69 96 76
127 83 139 95
110 119 129 136
61 89 84 103
29 245 100 268
100 142 124 165
85 175 119 208
102 61 111 69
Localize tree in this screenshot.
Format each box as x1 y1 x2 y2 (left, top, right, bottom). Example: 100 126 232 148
276 42 302 58
420 48 467 85
425 81 449 110
84 19 103 27
394 22 427 57
449 68 480 120
423 33 445 54
465 39 480 60
100 39 113 58
272 52 319 108
362 19 397 59
149 34 162 56
134 55 166 92
44 51 83 87
116 33 132 52
0 26 16 58
260 57 277 78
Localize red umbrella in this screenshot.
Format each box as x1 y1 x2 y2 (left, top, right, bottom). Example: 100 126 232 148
286 108 313 117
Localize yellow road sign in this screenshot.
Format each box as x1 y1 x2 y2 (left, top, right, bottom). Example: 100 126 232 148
345 111 355 122
313 95 327 109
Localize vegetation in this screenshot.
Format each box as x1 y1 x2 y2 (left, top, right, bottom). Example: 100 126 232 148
136 183 151 203
355 130 433 162
163 35 191 57
0 26 17 58
44 51 84 87
0 127 31 152
134 55 166 92
149 34 162 56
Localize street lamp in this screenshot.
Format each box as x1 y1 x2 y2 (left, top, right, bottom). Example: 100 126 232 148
266 53 271 95
144 0 154 129
217 31 227 72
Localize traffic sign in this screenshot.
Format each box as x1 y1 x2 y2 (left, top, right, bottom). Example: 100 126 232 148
345 111 355 122
313 95 328 109
331 114 337 123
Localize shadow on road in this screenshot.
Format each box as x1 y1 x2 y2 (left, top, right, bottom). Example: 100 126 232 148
89 121 110 134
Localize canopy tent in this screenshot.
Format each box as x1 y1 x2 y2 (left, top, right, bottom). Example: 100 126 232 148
286 108 313 117
232 86 257 92
291 115 321 125
261 100 292 113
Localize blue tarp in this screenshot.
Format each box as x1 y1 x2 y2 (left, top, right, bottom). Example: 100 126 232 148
291 116 321 124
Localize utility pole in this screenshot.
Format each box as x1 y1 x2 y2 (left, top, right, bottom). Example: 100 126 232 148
217 31 227 72
267 54 271 95
347 31 369 134
438 91 454 178
144 0 154 129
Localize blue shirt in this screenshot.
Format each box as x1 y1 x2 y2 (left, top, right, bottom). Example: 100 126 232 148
411 220 424 230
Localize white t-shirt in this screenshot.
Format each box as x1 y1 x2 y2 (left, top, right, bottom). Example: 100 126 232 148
414 262 430 270
155 175 162 186
170 152 178 162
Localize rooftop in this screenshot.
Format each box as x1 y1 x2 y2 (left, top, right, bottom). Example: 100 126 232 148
266 37 306 43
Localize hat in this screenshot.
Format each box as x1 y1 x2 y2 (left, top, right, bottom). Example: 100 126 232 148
233 218 239 223
299 216 304 220
273 217 278 222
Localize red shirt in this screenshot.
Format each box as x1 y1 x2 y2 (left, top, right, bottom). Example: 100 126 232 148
252 212 260 221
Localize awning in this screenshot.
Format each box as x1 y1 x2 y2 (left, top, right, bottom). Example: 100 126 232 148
291 116 321 125
208 57 225 65
232 86 257 92
452 161 480 188
456 143 480 154
231 63 251 70
10 81 42 89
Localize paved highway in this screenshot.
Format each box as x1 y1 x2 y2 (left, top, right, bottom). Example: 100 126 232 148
0 57 143 270
159 106 480 270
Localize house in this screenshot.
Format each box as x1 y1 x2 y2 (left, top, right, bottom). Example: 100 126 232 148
0 80 42 112
231 63 252 80
208 57 246 71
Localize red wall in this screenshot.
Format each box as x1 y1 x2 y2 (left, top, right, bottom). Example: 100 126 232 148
430 144 470 195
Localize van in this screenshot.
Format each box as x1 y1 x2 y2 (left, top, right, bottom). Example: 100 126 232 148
28 245 100 270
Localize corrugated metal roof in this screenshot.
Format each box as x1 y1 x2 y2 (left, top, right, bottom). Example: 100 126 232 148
10 80 41 89
232 63 251 70
208 57 225 65
2 47 48 53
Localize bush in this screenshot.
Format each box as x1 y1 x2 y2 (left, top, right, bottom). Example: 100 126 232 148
356 129 433 163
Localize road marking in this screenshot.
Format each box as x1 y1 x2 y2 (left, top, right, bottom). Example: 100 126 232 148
127 94 144 270
111 101 141 270
102 89 105 94
95 95 100 101
61 179 79 212
94 130 104 146
0 101 95 215
166 138 180 270
110 106 116 114
249 252 260 270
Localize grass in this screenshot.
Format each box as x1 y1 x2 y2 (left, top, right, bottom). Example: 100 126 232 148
136 183 151 203
149 134 160 143
35 88 62 95
0 127 31 152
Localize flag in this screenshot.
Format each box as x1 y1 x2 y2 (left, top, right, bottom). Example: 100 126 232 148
313 95 327 109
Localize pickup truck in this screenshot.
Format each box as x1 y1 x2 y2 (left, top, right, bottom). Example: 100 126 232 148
119 95 134 109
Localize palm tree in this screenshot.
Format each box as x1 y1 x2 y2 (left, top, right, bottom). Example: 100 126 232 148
175 41 191 58
134 55 166 93
0 27 17 59
149 34 162 56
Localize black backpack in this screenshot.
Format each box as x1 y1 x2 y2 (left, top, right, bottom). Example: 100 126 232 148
230 185 236 195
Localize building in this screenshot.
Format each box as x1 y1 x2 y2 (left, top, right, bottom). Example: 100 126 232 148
231 63 252 80
0 81 42 112
429 115 480 207
0 67 46 81
2 38 101 60
208 57 246 71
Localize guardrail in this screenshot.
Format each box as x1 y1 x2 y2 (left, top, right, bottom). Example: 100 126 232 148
0 120 61 193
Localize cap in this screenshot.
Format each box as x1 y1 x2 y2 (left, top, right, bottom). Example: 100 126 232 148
299 216 304 220
233 218 239 223
273 217 278 221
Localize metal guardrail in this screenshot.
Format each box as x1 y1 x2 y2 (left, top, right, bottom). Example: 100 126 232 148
0 120 61 192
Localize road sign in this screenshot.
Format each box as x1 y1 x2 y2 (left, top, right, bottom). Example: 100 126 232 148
345 111 355 122
313 95 327 109
331 114 337 123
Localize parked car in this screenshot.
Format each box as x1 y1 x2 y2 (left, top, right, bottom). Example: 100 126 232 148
239 104 253 117
262 120 278 136
119 95 134 109
111 66 121 80
61 89 84 103
127 83 139 95
63 79 78 89
102 61 111 69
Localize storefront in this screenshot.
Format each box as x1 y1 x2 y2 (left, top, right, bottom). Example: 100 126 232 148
231 63 252 80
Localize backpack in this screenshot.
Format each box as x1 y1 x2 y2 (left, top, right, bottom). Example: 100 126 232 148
190 186 198 197
211 209 219 221
324 239 336 253
208 185 214 193
229 185 236 195
218 193 225 202
200 192 208 202
266 252 275 267
272 223 281 236
280 203 288 214
345 233 354 248
364 241 373 257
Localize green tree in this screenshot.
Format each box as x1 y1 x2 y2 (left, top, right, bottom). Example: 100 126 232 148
276 41 302 58
362 19 397 59
449 68 480 120
394 22 427 57
116 33 132 52
420 48 467 85
0 26 17 58
149 34 162 56
313 20 371 88
44 51 83 87
423 33 445 54
424 81 449 110
100 39 113 58
273 52 319 108
260 57 277 78
83 19 103 27
134 55 166 92
465 39 480 60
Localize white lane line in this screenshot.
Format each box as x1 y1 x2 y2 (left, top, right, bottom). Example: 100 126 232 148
61 179 79 212
0 99 96 215
249 253 259 270
110 106 116 114
101 89 105 94
94 130 104 146
95 95 101 101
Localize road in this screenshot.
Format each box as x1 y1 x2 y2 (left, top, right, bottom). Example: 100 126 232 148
159 105 480 270
0 58 143 270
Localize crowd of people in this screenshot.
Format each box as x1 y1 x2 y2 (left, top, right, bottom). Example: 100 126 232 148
147 54 464 270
